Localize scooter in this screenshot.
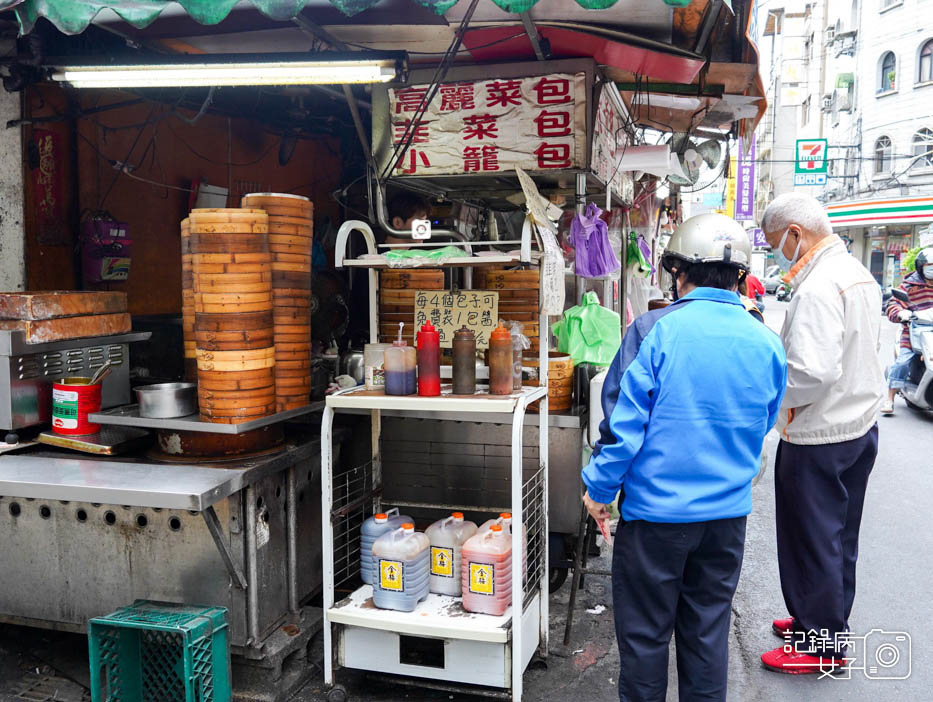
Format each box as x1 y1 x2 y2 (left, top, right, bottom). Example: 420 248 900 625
776 283 793 302
891 288 933 411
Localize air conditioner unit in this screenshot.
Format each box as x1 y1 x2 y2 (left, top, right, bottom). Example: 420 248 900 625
821 95 834 111
825 26 836 42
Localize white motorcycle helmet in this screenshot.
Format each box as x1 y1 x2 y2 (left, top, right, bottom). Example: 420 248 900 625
661 214 751 298
915 247 933 281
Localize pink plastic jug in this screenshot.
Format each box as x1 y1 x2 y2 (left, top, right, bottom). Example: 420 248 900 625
461 524 512 616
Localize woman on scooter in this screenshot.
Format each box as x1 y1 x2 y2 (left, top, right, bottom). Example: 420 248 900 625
883 246 933 415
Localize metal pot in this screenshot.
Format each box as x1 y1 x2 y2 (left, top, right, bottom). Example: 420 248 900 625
339 350 365 385
135 382 198 418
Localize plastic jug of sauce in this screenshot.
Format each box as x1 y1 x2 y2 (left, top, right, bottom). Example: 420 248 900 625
425 512 478 596
371 523 430 612
384 323 416 395
360 508 412 585
461 524 512 615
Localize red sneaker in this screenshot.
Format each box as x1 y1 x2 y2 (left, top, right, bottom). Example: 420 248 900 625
761 646 847 675
772 617 795 638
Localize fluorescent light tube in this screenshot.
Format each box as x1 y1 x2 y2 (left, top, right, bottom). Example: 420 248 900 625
50 57 403 88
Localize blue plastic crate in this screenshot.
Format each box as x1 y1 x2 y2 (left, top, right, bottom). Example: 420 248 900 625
88 600 231 702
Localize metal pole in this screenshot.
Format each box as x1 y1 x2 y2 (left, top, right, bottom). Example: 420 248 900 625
511 398 527 702
321 405 336 686
575 173 587 305
286 465 299 616
244 484 261 648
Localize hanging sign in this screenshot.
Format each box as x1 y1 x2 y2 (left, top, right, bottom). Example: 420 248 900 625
734 135 756 220
592 87 634 202
794 138 828 185
414 290 499 349
31 129 68 246
388 73 587 176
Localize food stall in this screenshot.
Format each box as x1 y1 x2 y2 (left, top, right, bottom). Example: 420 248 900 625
0 1 766 699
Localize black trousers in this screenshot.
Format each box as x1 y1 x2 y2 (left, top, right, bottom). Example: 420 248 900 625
612 517 747 702
775 425 879 655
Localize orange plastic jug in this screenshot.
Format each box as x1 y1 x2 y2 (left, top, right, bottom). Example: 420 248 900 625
461 524 512 615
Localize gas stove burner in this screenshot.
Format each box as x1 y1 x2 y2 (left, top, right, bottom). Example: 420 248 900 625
152 424 284 460
146 442 285 464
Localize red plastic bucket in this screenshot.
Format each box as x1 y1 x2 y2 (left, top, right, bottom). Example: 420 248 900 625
52 377 102 435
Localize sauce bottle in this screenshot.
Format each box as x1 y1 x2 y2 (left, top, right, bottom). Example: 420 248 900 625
384 323 416 395
451 326 476 395
417 320 441 397
371 523 430 612
425 512 478 596
488 322 513 395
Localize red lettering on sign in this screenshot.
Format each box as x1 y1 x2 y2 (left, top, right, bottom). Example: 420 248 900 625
464 145 500 172
485 80 522 108
393 119 431 144
534 110 572 138
462 114 499 141
534 142 572 169
440 83 476 112
533 76 571 105
396 149 431 174
395 86 429 114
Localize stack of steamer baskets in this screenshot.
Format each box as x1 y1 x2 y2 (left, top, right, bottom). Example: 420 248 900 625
189 208 276 424
240 193 313 412
180 218 197 381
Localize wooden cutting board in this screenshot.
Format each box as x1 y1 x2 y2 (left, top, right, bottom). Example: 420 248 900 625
0 292 127 320
0 312 132 343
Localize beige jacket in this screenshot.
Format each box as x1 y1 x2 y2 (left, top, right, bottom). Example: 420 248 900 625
776 235 884 445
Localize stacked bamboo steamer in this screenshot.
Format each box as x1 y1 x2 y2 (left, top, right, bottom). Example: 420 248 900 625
378 269 444 345
241 193 313 412
180 218 197 381
474 268 540 351
189 208 276 424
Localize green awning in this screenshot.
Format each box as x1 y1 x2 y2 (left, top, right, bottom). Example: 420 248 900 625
7 0 619 36
836 72 854 89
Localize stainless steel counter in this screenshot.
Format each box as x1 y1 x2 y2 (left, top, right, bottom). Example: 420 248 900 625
0 431 335 651
0 440 317 510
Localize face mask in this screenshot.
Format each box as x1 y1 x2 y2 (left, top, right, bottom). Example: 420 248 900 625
924 264 933 281
773 228 801 271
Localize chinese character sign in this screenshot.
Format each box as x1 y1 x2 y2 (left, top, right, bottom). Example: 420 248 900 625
414 290 499 349
734 136 756 220
388 73 586 176
592 88 634 202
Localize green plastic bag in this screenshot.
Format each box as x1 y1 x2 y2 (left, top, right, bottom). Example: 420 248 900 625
552 291 621 366
384 245 468 263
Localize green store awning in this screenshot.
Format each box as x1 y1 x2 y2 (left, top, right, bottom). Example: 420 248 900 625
4 0 620 36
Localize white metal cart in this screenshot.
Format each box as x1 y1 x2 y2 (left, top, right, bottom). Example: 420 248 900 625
320 220 549 701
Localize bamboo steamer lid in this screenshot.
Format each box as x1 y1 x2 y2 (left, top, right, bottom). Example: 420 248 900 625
188 221 269 234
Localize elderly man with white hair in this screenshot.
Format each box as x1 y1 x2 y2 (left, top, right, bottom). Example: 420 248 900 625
759 193 884 674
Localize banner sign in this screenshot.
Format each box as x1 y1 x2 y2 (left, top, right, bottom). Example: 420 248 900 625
388 73 587 177
735 135 756 220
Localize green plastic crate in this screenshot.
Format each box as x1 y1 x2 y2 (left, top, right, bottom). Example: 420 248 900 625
88 600 231 702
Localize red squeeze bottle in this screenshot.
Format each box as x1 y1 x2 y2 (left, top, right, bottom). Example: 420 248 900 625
417 320 441 396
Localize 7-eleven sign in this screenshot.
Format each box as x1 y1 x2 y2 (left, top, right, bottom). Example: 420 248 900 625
794 138 829 186
795 139 828 173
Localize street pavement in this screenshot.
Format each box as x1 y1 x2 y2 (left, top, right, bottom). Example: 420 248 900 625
2 297 930 702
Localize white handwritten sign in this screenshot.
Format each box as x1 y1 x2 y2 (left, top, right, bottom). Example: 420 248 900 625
414 290 499 348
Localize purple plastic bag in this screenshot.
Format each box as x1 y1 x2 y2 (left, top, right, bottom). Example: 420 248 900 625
570 203 621 278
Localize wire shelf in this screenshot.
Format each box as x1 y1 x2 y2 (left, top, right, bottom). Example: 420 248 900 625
332 460 376 588
522 463 546 605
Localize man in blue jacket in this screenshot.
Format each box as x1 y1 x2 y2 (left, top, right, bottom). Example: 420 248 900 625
582 213 787 702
